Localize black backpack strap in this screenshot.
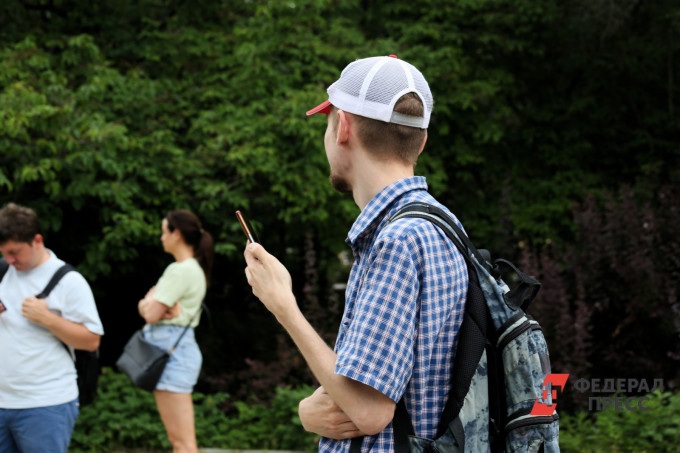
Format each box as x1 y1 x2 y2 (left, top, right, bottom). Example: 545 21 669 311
0 258 9 281
349 437 362 453
34 263 79 360
392 203 540 311
388 202 491 447
350 202 495 453
36 264 77 299
389 202 493 273
350 399 413 453
392 398 415 451
495 258 541 311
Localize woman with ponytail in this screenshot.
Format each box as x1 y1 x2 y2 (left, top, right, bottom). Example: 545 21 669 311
137 209 213 453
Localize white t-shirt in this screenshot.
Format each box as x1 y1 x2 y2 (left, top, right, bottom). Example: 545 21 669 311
0 250 104 409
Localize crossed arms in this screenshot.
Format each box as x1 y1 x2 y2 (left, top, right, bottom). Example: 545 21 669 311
137 286 181 324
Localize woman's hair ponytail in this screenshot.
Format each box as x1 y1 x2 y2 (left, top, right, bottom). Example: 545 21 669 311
165 210 214 284
196 229 214 284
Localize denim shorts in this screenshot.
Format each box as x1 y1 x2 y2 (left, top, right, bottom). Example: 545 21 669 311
142 324 202 393
0 399 79 453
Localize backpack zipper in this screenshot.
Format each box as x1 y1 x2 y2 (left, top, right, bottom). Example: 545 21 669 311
504 410 559 434
497 317 543 351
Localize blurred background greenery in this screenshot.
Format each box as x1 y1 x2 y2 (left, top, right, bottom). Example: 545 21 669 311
1 0 679 450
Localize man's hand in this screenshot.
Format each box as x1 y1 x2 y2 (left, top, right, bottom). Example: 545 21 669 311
22 296 54 325
244 242 396 436
244 242 297 320
22 296 100 350
299 387 364 439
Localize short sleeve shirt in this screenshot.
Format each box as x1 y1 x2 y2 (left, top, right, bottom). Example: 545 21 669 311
154 258 206 327
319 177 468 453
0 250 103 409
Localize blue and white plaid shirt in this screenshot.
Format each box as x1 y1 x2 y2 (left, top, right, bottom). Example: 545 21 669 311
319 176 468 453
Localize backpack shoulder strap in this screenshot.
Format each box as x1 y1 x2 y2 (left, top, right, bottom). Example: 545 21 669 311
389 202 493 273
37 264 77 299
391 202 540 310
387 202 491 444
40 263 86 357
0 258 8 281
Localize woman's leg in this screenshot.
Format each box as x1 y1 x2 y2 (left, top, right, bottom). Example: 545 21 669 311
154 390 198 453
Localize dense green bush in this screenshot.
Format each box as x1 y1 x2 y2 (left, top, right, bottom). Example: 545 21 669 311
76 371 680 452
559 391 680 452
71 368 318 452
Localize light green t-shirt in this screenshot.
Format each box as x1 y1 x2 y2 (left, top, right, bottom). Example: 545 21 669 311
154 258 206 327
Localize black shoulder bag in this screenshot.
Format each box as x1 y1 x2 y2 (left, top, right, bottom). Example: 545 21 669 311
116 306 203 392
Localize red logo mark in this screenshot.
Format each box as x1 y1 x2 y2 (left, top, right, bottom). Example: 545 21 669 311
530 373 569 416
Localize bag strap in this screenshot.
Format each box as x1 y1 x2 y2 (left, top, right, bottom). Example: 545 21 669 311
495 258 541 311
350 202 497 453
31 262 81 358
0 258 8 281
168 304 205 354
391 203 540 310
389 202 493 272
349 399 413 453
36 264 76 299
385 202 490 452
392 399 415 450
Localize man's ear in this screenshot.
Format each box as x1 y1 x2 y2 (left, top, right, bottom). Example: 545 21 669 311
32 234 44 247
336 110 351 146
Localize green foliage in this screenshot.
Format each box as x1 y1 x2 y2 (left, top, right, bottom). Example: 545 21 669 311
560 391 680 452
71 368 318 452
1 0 679 423
0 33 205 278
71 368 174 452
1 0 678 257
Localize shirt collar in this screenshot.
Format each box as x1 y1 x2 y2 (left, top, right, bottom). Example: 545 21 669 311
346 176 428 247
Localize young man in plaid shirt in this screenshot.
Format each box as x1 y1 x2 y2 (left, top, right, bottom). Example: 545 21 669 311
244 55 468 453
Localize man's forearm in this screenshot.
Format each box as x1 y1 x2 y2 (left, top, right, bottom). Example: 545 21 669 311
42 312 100 351
243 242 396 435
277 304 396 435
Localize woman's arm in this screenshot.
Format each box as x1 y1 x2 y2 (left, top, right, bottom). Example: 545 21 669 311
138 286 180 323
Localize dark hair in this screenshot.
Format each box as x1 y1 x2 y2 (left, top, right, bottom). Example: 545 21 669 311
0 203 43 245
165 210 214 284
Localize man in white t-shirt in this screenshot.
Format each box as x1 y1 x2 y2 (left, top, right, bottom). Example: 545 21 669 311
0 202 104 453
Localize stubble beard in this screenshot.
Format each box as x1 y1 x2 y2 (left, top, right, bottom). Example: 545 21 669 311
330 173 352 195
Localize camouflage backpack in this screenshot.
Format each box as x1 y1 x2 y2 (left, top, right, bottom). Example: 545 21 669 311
372 202 559 453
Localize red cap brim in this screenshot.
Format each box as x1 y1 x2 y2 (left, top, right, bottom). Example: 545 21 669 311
306 100 332 116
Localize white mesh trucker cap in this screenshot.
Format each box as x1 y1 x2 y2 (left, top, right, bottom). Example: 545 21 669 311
306 55 433 128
